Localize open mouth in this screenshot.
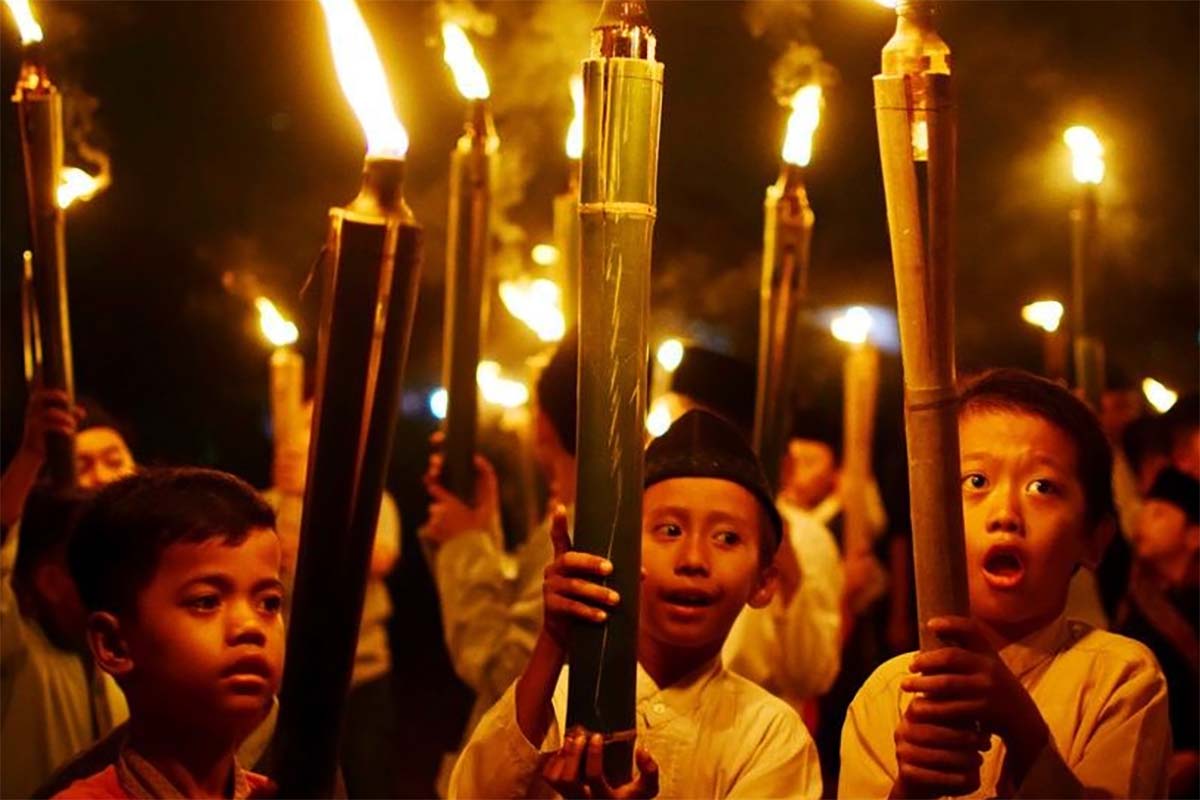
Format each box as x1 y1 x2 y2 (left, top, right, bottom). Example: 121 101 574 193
659 587 718 608
982 545 1026 589
221 654 274 681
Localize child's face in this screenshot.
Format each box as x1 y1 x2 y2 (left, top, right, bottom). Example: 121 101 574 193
1133 499 1198 565
120 528 285 739
75 427 136 490
781 439 837 509
959 410 1092 641
640 478 774 654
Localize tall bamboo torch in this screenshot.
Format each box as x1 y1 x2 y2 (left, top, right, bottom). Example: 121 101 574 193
257 297 304 540
273 1 422 795
440 22 497 502
1063 126 1105 409
553 76 584 327
753 85 821 492
1021 299 1066 382
874 0 968 648
569 0 663 783
8 0 105 487
831 307 880 576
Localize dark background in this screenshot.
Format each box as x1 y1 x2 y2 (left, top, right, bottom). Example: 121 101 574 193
2 2 1197 794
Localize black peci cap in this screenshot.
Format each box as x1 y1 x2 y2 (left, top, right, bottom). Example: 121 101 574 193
1146 466 1199 525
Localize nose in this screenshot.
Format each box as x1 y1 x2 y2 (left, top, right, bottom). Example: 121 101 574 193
984 478 1024 535
675 531 711 577
227 598 268 647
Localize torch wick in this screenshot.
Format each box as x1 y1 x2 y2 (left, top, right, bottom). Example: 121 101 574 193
350 157 410 218
592 0 656 60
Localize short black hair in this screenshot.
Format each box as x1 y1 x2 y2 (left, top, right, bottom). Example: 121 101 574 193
69 467 276 615
13 486 95 588
535 329 579 456
959 369 1114 526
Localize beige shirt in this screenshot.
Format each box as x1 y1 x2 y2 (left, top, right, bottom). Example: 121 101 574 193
449 657 823 799
1 533 129 800
725 500 843 705
839 615 1172 799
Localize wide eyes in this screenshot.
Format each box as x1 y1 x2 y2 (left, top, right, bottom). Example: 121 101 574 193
186 594 221 613
654 523 683 538
962 473 988 491
715 530 742 547
961 473 1061 497
1026 478 1059 497
259 593 284 615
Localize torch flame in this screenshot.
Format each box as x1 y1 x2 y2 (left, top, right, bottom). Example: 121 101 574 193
781 85 822 168
4 0 42 45
318 0 408 158
565 75 584 160
477 361 529 408
646 396 673 438
1063 126 1105 185
655 339 684 373
831 306 874 346
56 167 110 209
256 297 299 348
531 244 559 267
1142 378 1178 414
500 278 566 343
1021 300 1064 334
441 22 490 101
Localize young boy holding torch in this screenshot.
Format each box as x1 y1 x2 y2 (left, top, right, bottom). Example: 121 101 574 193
449 410 821 799
54 468 284 799
839 370 1171 799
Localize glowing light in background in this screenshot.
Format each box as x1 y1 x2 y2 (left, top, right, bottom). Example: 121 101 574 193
4 0 43 45
565 75 584 160
441 22 490 101
1063 126 1105 185
646 396 673 438
531 244 559 267
255 298 299 347
429 388 448 420
781 84 822 168
477 361 529 408
1142 378 1178 414
655 339 684 373
831 306 874 345
318 0 408 158
499 278 565 342
56 167 109 209
1021 300 1064 334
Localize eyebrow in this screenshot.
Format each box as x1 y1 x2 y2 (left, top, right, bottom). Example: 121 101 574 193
253 578 285 594
704 510 753 528
179 574 234 593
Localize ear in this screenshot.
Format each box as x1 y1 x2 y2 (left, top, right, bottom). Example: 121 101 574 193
87 612 134 679
1080 516 1116 571
747 563 779 610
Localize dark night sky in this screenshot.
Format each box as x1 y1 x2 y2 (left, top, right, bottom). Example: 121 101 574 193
1 3 1196 792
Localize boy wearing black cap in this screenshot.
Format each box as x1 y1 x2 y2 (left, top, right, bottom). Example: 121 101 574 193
1119 466 1199 797
449 410 821 798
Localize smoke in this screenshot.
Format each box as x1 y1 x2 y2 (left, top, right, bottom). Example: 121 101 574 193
741 1 838 104
62 84 112 195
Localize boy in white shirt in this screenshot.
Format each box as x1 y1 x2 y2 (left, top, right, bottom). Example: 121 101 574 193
840 369 1171 799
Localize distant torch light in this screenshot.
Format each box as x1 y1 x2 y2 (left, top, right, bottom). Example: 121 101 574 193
1064 126 1105 186
477 361 529 408
56 166 108 209
781 85 822 168
499 278 566 343
655 338 684 373
441 22 490 100
256 297 300 347
532 243 560 267
430 388 448 420
566 74 584 161
1142 378 1178 414
646 396 673 438
1021 300 1064 334
831 306 874 346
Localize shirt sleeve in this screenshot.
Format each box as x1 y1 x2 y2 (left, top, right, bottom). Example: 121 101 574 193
447 679 564 799
1013 649 1171 800
727 709 823 800
838 659 908 799
1 524 25 664
428 527 543 699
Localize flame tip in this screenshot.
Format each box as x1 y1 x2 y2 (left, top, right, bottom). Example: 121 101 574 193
781 84 822 167
442 21 490 101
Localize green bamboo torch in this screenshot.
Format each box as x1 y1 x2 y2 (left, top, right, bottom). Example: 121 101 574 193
873 0 969 649
753 85 820 492
568 0 663 784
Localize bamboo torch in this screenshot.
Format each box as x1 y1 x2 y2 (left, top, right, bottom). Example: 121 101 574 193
831 307 880 572
568 0 663 783
273 1 422 795
553 75 584 327
256 297 304 453
873 0 969 648
1063 126 1105 409
440 22 497 502
1021 299 1066 383
753 85 820 492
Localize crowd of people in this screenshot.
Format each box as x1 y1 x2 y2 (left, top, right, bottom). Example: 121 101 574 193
0 330 1196 798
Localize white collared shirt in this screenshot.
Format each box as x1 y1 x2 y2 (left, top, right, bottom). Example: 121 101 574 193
449 657 822 799
838 614 1171 799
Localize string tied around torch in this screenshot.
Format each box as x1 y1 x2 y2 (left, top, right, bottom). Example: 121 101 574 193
579 201 657 218
904 384 959 413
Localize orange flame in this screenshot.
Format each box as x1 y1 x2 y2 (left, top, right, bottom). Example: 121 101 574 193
318 0 408 158
1063 125 1104 185
56 167 110 209
566 75 584 160
441 22 490 101
256 297 299 348
4 0 42 45
781 85 822 167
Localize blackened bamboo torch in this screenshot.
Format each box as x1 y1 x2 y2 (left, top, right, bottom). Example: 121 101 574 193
274 1 422 795
11 5 75 487
873 0 969 649
753 86 820 492
568 0 663 784
440 22 497 502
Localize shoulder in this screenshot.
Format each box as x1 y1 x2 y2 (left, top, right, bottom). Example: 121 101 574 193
1062 621 1167 692
717 667 814 743
52 766 126 799
854 651 915 705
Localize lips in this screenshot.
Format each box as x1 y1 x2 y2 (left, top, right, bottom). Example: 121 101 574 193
221 654 275 682
981 544 1026 590
659 586 719 609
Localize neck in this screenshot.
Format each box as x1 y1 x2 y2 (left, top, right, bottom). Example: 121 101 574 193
637 630 720 689
977 607 1061 651
127 713 239 799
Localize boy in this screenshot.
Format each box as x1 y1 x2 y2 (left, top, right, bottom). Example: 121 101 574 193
840 369 1171 799
55 468 284 799
449 410 822 798
1118 467 1199 797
